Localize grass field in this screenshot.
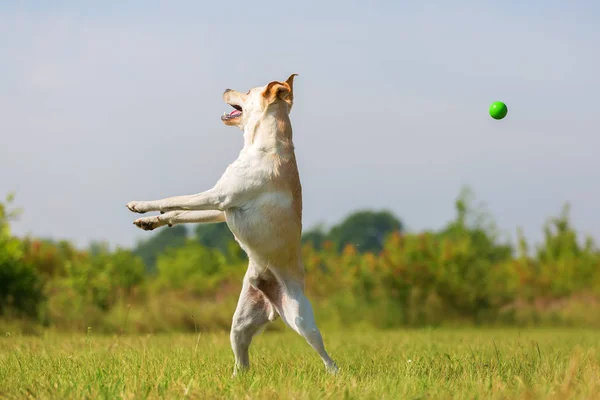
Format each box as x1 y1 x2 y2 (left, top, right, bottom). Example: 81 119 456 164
1 328 599 399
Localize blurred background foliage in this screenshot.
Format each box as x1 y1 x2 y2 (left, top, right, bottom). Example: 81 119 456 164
1 188 599 335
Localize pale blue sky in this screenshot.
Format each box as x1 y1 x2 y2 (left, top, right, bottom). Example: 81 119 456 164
1 1 599 248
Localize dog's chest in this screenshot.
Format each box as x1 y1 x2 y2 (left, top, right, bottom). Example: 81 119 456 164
225 191 294 248
227 191 292 229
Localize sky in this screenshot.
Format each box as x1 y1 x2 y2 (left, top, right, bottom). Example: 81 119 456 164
1 0 599 249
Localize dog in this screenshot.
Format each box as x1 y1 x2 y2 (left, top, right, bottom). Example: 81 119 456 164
126 74 338 375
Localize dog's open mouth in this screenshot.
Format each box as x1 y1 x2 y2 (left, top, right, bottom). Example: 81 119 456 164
222 104 242 121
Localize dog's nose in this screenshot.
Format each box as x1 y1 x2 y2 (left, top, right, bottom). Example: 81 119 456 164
224 89 232 94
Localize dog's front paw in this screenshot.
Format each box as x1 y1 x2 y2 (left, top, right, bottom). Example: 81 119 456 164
133 216 163 231
126 201 150 214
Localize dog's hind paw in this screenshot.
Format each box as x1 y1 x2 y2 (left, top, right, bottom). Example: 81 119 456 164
231 365 249 378
326 361 339 375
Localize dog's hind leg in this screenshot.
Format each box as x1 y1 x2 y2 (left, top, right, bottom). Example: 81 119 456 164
268 277 338 374
230 270 275 376
286 287 338 373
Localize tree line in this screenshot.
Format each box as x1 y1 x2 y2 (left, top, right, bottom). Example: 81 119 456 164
1 188 599 334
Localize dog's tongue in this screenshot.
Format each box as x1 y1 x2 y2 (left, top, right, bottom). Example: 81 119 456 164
229 110 242 117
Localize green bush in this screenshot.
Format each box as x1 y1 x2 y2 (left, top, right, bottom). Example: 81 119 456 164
155 240 242 294
2 188 600 333
0 195 43 318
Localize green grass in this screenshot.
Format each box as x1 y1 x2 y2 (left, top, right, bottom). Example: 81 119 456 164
1 328 599 399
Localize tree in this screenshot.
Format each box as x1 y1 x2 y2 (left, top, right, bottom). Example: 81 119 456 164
195 223 235 254
133 225 189 272
302 224 327 250
328 210 403 253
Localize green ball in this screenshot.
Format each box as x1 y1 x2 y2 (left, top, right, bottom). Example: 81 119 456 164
489 101 508 120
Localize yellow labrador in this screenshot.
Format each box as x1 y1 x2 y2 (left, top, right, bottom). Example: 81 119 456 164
127 74 338 375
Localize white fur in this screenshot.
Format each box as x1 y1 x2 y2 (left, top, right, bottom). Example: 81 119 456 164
128 75 337 376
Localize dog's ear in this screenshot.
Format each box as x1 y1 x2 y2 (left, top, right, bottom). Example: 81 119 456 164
262 74 298 108
284 73 298 106
262 81 290 105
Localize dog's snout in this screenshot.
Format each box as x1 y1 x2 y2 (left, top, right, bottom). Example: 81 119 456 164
224 89 232 95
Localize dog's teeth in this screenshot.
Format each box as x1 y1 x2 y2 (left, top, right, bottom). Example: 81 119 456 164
223 112 227 117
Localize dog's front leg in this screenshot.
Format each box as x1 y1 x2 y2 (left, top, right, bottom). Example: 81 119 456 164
126 170 259 214
133 210 226 231
126 188 229 214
